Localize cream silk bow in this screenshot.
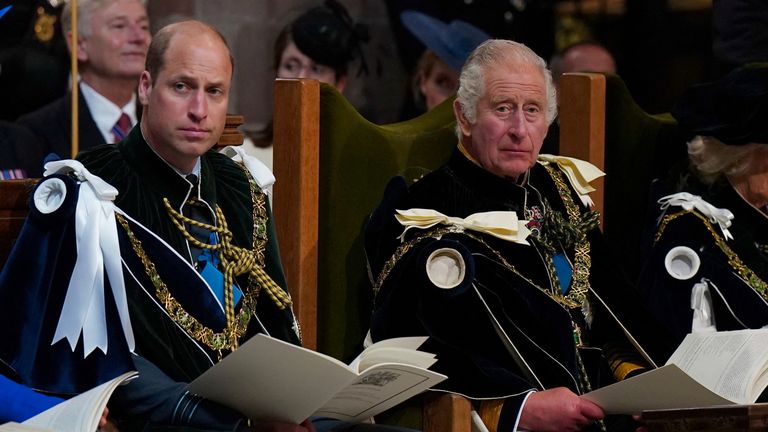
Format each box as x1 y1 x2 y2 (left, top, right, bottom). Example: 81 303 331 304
658 192 735 240
44 159 135 357
395 208 531 245
538 154 605 208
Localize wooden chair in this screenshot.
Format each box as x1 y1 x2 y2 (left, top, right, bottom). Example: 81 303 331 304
271 78 470 431
0 179 37 267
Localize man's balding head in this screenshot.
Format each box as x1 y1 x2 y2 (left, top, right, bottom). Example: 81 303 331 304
561 43 616 76
145 20 234 85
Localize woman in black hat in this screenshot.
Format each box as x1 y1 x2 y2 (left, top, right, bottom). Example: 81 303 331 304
274 0 368 91
242 0 368 167
637 64 768 365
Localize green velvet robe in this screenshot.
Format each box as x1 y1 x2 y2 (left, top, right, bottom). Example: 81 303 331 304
77 127 300 410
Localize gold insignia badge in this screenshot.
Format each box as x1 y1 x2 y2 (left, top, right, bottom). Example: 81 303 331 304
34 7 58 44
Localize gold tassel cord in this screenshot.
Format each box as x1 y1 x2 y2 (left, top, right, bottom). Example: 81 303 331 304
116 213 259 356
162 198 292 334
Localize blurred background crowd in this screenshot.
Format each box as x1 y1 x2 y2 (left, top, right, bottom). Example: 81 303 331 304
2 0 762 132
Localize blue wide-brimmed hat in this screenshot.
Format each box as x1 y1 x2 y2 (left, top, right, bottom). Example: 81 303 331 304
401 10 490 73
672 63 768 145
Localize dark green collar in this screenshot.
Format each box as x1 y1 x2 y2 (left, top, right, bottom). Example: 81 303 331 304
117 127 218 209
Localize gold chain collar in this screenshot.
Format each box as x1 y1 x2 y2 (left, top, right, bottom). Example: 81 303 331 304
117 162 291 356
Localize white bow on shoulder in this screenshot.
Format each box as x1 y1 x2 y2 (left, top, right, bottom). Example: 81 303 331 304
43 159 135 357
658 192 735 240
395 208 531 245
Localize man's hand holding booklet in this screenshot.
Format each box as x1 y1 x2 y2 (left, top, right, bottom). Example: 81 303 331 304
583 328 768 414
187 334 447 424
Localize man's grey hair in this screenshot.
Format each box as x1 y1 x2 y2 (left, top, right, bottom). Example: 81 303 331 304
687 135 764 184
62 0 147 38
455 39 557 134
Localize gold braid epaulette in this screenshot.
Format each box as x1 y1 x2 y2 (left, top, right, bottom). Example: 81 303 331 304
656 209 768 300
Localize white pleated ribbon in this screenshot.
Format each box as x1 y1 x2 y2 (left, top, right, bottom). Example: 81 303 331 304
538 154 605 208
658 192 734 240
43 159 135 356
395 208 531 245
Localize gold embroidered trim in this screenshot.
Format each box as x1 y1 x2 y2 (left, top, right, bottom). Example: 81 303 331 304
239 164 269 269
374 226 583 310
542 165 594 309
238 163 301 343
656 209 768 299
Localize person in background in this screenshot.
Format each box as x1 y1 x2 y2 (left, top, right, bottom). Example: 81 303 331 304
637 64 768 365
543 41 616 154
366 39 647 432
0 0 70 121
242 0 368 169
549 41 616 96
16 0 150 163
400 10 489 113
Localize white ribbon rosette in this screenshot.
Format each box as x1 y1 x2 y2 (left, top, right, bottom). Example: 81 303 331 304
395 208 531 245
43 159 135 357
658 192 735 240
538 154 605 208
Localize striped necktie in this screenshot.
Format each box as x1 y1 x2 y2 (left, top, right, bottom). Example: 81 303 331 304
184 174 215 261
111 112 132 142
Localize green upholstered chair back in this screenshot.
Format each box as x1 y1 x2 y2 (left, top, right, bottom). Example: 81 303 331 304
601 74 687 279
272 79 458 360
316 84 457 360
559 72 687 280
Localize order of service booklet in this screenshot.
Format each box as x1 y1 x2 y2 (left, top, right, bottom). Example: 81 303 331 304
583 329 768 414
186 334 447 424
0 371 138 432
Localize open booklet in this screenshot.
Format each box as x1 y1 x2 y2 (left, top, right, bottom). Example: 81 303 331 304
187 334 447 424
583 329 768 414
0 371 138 432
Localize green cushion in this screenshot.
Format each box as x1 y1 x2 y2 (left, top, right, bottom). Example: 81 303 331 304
316 84 457 361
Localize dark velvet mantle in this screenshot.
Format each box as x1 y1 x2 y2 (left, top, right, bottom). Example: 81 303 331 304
367 150 642 431
0 174 134 396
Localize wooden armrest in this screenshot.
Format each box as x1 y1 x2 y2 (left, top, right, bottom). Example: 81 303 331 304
423 392 472 432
